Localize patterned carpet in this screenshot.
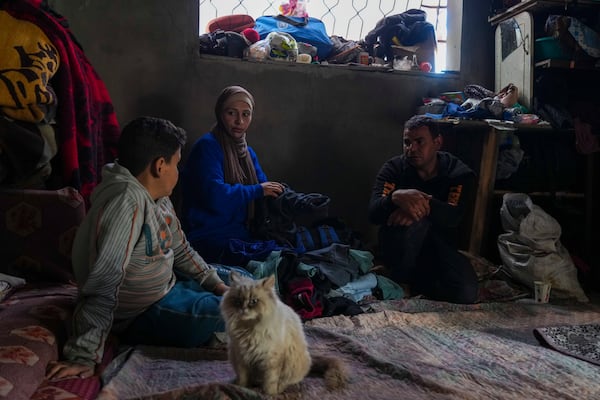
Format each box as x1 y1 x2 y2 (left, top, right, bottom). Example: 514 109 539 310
98 300 600 400
534 324 600 366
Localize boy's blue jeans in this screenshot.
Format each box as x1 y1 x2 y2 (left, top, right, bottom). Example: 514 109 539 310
120 264 251 347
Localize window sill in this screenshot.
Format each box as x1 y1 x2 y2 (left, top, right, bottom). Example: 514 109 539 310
197 53 461 79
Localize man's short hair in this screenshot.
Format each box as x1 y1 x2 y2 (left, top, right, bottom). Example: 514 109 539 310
404 115 441 138
117 116 187 176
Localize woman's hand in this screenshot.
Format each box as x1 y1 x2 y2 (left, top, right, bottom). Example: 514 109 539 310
261 181 284 197
45 360 94 381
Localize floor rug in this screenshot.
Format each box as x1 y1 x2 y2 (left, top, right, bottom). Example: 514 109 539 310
98 300 600 400
534 324 600 366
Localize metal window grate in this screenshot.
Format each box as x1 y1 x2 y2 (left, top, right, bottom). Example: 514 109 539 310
199 0 453 70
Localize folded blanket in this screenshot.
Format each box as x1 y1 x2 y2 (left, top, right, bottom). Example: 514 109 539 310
0 9 59 122
0 272 25 302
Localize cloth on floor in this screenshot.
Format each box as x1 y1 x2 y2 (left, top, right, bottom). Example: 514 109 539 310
299 244 371 288
322 295 363 317
374 274 405 300
334 272 378 302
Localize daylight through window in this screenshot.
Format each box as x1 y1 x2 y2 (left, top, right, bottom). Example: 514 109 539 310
199 0 462 73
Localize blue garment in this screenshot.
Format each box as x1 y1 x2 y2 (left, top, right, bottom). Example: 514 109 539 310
227 238 283 266
120 264 252 347
426 102 498 120
337 272 378 302
181 132 268 262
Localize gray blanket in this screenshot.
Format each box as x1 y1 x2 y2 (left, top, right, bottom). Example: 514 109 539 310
97 299 600 400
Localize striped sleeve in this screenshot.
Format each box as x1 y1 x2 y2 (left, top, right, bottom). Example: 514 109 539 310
63 195 141 366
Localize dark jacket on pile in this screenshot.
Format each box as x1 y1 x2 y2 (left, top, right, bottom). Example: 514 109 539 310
364 9 436 61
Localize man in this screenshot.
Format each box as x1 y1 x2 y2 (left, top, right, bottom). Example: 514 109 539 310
46 117 239 381
368 115 478 304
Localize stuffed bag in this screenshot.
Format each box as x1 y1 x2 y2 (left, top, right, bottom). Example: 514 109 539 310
254 15 333 60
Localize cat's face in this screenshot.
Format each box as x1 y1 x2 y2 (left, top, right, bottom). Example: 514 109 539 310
221 272 276 322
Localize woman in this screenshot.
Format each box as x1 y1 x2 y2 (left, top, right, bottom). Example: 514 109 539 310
181 86 284 263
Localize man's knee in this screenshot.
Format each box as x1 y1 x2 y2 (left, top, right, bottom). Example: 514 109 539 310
379 220 430 254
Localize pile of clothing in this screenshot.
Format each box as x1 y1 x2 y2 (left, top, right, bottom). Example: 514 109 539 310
0 0 119 206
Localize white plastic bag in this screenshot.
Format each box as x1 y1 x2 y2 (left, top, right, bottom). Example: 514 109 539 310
266 31 298 61
247 39 270 61
497 193 588 302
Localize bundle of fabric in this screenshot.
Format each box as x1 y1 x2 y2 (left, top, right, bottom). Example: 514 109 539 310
0 2 60 188
0 118 57 188
326 35 364 64
0 0 120 206
545 15 600 62
251 184 330 248
364 9 436 62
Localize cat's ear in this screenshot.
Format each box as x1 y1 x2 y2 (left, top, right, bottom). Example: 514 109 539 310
229 271 240 285
263 275 276 290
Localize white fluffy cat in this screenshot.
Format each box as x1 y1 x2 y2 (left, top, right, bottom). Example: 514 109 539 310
220 271 347 395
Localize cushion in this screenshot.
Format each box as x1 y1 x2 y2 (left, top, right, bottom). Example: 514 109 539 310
205 14 255 33
0 187 85 283
0 284 77 400
0 285 115 400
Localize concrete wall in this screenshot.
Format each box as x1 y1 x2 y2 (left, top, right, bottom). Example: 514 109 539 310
49 0 495 248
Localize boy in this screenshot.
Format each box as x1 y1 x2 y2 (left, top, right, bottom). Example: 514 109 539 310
46 116 231 380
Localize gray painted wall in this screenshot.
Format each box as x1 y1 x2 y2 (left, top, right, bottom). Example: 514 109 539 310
49 0 494 248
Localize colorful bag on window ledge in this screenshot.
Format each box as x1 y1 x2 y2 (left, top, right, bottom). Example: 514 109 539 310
254 15 333 60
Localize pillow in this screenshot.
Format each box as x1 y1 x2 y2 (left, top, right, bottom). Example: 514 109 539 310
0 284 115 400
0 187 85 283
0 284 76 400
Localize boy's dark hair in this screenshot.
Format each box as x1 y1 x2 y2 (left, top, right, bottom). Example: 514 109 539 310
117 116 186 176
403 115 441 138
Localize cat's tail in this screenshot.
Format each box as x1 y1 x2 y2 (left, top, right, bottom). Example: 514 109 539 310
310 354 348 390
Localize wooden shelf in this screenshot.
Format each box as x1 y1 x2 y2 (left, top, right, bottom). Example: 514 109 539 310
489 0 600 25
493 190 585 199
535 58 599 70
445 120 595 258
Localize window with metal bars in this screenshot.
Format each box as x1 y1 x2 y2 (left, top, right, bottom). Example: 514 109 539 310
199 0 462 73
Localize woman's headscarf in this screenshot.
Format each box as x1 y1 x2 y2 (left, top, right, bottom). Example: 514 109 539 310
212 85 258 185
